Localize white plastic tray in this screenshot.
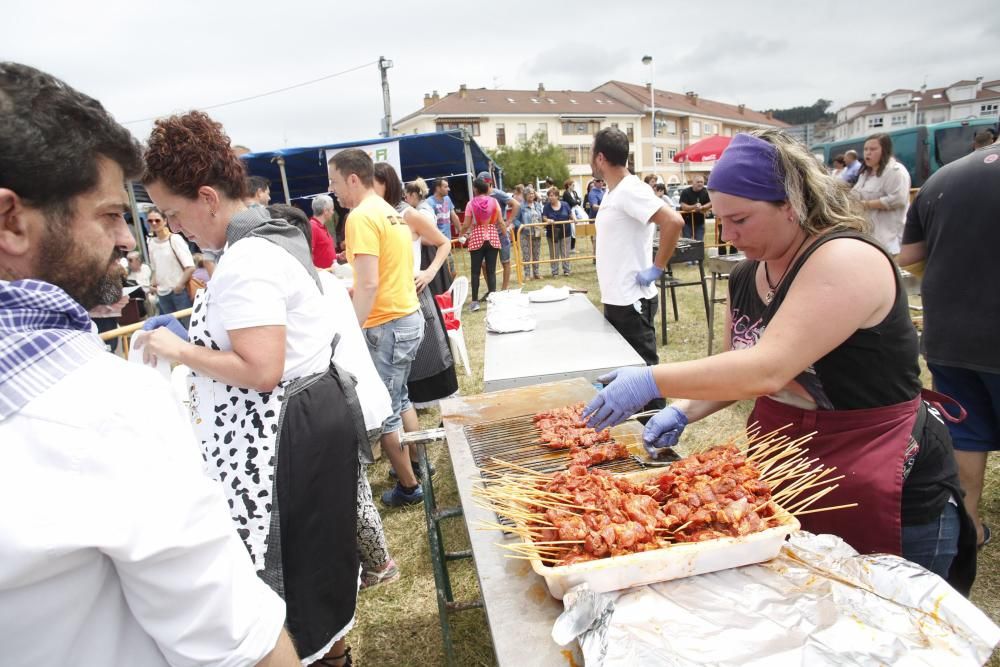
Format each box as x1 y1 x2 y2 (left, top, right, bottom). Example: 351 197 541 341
523 469 801 599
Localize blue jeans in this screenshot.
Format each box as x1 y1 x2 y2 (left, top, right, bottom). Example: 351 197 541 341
157 290 193 327
901 502 960 578
364 309 424 434
683 222 705 241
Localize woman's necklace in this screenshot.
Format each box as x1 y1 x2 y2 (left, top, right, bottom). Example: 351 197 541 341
762 235 811 304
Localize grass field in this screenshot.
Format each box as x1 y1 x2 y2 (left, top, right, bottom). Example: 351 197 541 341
351 237 999 666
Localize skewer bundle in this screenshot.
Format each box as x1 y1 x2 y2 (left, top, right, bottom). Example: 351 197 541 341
473 426 856 567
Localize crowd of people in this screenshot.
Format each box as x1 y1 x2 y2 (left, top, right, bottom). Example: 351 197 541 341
1 58 996 667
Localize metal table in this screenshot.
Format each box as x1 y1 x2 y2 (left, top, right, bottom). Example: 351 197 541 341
438 377 629 666
653 238 711 345
705 252 746 355
483 292 644 392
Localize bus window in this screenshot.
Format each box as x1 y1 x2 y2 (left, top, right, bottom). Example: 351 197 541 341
933 126 977 167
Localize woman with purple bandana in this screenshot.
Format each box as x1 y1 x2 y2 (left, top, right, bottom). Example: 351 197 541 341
583 130 976 592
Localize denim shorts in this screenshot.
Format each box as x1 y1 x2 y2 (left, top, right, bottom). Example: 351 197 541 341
499 229 511 263
364 309 424 434
928 363 1000 452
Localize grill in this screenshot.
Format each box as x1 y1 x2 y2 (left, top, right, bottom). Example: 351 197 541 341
463 414 646 476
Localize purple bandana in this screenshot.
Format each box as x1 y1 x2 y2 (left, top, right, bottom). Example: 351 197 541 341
707 133 787 202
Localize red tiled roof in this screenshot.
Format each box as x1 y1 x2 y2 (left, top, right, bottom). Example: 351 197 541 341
594 80 788 127
395 87 642 125
948 80 979 87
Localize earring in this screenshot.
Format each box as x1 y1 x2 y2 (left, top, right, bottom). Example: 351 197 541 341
210 209 217 218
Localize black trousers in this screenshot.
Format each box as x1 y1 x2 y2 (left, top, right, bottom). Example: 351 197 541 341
470 243 498 301
603 298 666 411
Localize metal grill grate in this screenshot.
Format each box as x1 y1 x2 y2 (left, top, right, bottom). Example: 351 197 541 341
463 414 646 476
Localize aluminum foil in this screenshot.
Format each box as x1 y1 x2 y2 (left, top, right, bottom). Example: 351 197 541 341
553 531 1000 666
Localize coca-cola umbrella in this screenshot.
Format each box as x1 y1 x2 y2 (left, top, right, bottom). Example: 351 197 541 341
673 135 732 163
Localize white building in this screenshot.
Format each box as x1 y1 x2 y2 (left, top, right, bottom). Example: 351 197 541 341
393 84 642 188
394 81 787 187
833 76 1000 141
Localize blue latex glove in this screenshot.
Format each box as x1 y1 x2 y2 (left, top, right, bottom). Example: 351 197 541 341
583 366 661 432
643 406 689 457
635 265 664 287
142 314 188 341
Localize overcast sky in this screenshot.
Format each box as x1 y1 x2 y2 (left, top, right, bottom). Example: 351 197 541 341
6 0 997 151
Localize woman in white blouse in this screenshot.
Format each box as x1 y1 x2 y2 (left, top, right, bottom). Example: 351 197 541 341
852 133 911 255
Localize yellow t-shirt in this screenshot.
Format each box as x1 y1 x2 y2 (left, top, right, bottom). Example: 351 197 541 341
346 194 419 328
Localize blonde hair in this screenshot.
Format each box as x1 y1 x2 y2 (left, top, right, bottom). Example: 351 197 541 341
405 177 429 199
751 128 870 236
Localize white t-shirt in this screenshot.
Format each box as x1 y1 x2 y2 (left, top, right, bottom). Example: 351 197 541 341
204 237 333 382
595 174 665 305
0 354 285 666
318 272 393 432
148 234 195 296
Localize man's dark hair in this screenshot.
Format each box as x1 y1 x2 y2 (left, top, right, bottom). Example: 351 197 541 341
246 175 270 195
653 183 666 194
433 178 448 191
592 127 629 167
973 128 996 149
473 178 490 195
0 62 142 219
328 149 374 187
267 203 311 247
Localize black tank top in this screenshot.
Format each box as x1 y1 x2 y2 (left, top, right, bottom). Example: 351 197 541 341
728 231 921 410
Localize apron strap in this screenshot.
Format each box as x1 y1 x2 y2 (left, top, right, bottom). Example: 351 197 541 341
920 388 967 424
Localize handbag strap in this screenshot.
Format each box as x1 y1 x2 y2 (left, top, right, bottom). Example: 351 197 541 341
166 234 187 272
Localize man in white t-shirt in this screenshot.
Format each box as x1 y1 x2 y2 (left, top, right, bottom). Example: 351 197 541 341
0 62 297 666
591 127 684 408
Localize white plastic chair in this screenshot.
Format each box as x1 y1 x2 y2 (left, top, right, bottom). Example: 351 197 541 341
440 276 472 376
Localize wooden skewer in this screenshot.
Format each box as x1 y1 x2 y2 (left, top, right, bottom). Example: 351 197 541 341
783 484 839 514
792 503 858 516
503 554 561 563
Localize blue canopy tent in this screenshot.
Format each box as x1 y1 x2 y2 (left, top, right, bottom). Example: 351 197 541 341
239 130 499 208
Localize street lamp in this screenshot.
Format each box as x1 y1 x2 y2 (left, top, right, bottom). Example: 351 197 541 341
642 55 655 178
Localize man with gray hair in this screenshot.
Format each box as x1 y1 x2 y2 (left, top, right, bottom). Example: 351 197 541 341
841 149 862 185
309 194 337 268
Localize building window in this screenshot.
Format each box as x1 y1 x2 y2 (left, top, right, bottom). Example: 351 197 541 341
537 123 548 143
867 116 884 128
916 111 926 124
561 121 598 135
665 119 677 135
981 103 999 116
435 121 479 136
627 152 635 172
610 122 619 129
723 127 732 137
626 123 635 141
517 123 528 143
890 114 907 126
667 148 677 160
495 123 506 146
654 147 663 164
562 146 578 164
691 121 701 137
703 122 714 135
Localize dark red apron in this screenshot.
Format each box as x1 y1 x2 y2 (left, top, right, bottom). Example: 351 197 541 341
750 395 921 555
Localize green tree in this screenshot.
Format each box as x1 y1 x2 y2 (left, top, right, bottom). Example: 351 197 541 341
767 99 835 125
488 132 570 188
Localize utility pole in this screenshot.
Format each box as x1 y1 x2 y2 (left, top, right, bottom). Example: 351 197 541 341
378 56 394 138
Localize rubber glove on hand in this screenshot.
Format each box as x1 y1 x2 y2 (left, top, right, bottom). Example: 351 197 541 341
141 314 188 341
583 366 660 432
642 406 688 458
635 265 664 287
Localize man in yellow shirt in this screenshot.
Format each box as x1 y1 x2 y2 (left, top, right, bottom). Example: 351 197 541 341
329 149 425 506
